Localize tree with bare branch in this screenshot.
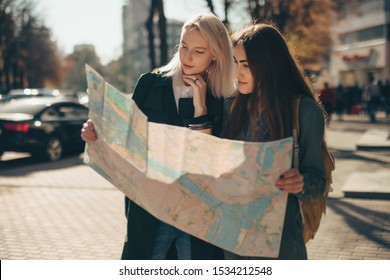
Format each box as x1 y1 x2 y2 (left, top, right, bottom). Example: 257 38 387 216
0 0 62 92
245 0 334 73
204 0 233 28
146 0 167 70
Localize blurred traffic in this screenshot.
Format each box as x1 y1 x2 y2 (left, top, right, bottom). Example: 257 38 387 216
0 96 88 161
0 88 88 106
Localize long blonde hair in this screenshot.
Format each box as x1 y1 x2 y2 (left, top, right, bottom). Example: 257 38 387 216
159 13 235 98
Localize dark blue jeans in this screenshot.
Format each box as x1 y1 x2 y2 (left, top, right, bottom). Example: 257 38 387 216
151 221 191 260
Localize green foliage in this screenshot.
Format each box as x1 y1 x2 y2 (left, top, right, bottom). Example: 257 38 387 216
211 0 334 73
103 51 135 93
284 0 333 72
0 0 62 92
243 0 333 72
63 48 103 92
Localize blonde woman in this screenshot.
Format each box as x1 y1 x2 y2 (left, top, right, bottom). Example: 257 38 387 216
82 13 234 260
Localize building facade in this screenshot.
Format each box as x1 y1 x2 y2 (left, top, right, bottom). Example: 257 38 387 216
122 0 183 90
330 0 390 87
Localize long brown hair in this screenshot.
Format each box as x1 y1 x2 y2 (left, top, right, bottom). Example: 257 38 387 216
224 23 318 141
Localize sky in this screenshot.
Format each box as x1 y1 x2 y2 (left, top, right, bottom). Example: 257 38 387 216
36 0 236 65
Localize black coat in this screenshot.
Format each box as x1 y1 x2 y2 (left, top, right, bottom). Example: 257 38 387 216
121 72 224 260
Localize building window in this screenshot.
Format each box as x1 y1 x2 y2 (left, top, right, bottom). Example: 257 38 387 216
340 25 385 44
362 0 384 14
336 0 384 20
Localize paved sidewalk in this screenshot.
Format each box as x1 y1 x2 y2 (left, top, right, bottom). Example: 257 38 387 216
0 113 389 260
0 158 126 260
305 112 390 259
325 112 390 199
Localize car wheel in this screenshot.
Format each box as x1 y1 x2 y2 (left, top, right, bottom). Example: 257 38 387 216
46 136 63 161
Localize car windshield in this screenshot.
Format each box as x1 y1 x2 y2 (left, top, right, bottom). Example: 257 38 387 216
0 99 51 114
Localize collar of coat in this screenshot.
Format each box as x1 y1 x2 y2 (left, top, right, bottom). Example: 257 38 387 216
151 72 172 88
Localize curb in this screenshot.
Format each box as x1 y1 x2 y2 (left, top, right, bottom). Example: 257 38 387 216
343 191 390 200
356 129 390 151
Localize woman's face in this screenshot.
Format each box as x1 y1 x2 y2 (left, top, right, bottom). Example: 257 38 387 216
234 44 254 94
179 27 215 75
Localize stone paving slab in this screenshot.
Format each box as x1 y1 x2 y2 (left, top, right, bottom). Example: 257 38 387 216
307 198 390 260
342 170 390 199
0 157 113 190
0 184 126 260
357 129 390 150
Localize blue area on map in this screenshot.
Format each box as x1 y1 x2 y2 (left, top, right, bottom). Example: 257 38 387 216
177 175 275 252
147 158 182 180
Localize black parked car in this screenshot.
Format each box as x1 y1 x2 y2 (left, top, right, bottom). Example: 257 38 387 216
0 97 89 161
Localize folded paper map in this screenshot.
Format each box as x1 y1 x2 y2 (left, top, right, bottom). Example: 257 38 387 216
84 65 292 257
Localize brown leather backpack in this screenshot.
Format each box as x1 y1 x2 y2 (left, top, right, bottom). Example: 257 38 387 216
292 97 335 243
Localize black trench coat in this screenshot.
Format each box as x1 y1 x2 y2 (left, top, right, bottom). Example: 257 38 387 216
120 72 224 260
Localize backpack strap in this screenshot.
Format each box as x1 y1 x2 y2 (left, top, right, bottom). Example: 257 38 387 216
292 97 301 136
292 96 335 243
292 97 301 169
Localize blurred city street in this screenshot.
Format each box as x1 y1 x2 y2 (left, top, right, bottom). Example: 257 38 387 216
0 112 389 260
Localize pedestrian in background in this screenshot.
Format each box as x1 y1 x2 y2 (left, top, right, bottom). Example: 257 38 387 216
363 76 380 122
222 22 326 260
382 79 390 118
318 82 335 123
81 13 234 260
335 84 345 120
